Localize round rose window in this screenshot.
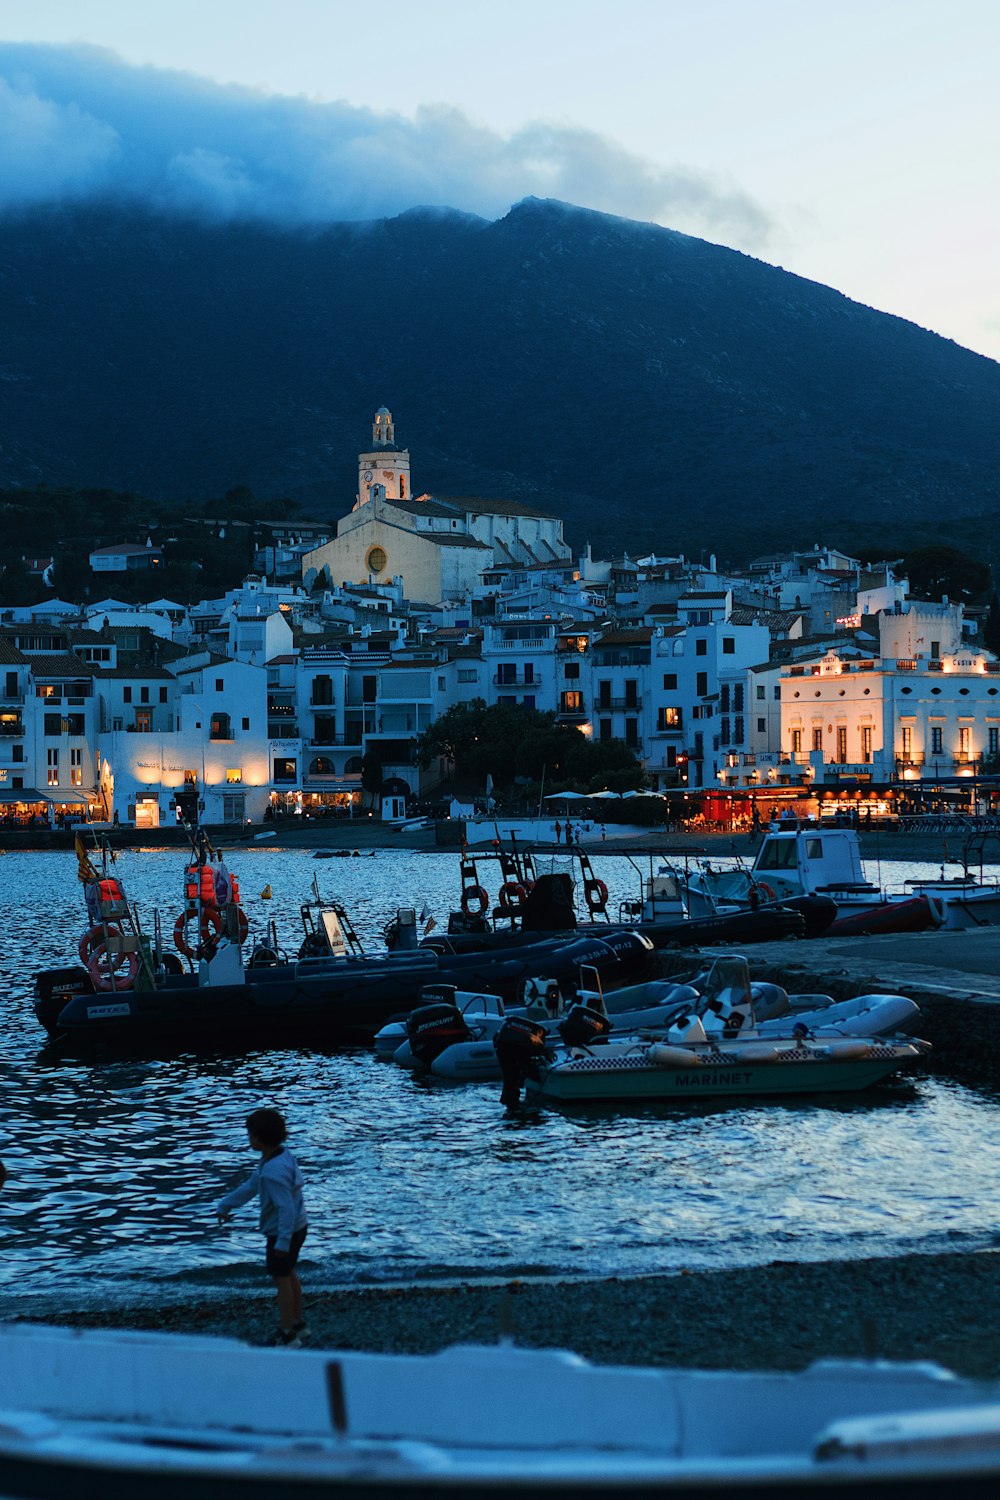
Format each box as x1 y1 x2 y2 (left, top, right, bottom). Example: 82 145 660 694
366 545 387 574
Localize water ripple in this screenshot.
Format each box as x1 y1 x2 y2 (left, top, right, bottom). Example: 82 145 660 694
1 848 999 1311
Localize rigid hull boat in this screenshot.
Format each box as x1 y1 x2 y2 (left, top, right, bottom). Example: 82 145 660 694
686 823 940 936
522 955 929 1104
3 1323 1000 1497
525 1033 927 1104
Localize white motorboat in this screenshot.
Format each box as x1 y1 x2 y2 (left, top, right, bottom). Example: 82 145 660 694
2 1322 1000 1496
379 975 705 1082
522 956 929 1104
686 823 942 935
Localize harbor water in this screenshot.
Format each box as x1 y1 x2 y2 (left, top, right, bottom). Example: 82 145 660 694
2 845 1000 1316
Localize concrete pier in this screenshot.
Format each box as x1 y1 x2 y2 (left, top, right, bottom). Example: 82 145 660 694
660 928 1000 1084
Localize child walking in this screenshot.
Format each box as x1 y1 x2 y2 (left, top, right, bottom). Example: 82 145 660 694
216 1108 309 1347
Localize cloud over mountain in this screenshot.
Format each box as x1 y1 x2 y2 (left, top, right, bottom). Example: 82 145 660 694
0 42 770 242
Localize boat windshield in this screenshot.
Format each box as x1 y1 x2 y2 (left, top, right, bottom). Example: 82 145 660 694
755 839 798 871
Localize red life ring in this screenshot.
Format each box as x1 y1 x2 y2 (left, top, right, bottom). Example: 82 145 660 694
460 885 489 917
584 878 609 912
87 943 139 992
78 923 119 965
498 881 526 912
235 907 250 944
756 882 776 902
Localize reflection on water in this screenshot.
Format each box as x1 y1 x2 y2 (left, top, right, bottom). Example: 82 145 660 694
0 847 999 1311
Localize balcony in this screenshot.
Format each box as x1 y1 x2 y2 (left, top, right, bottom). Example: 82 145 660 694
268 722 301 739
896 753 925 768
0 719 24 738
556 706 587 722
493 673 538 687
594 697 643 713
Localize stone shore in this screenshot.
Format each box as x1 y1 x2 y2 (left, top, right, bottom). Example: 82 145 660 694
34 1248 1000 1377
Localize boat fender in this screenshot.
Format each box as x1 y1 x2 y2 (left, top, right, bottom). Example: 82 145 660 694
584 878 609 912
460 885 489 918
818 1040 871 1061
498 881 526 913
649 1044 701 1068
736 1043 782 1063
230 874 241 905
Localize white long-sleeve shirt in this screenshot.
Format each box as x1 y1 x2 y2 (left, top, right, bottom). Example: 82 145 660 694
217 1147 308 1252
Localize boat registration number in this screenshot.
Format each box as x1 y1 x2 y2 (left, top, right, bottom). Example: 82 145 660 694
86 1003 132 1019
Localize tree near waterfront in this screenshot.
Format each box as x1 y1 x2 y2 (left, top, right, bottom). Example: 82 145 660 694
415 699 643 793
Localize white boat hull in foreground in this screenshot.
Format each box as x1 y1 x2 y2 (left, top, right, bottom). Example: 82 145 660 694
525 1037 927 1103
3 1323 1000 1496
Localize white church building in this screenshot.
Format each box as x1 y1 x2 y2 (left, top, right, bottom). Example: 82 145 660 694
302 408 572 602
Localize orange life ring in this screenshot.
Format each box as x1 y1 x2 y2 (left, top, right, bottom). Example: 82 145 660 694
87 943 139 992
756 882 776 902
498 881 526 912
174 912 196 958
79 923 119 965
460 885 489 917
584 878 609 911
199 906 225 957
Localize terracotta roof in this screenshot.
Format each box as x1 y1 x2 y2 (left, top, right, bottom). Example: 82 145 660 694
441 495 558 520
27 653 93 677
385 498 459 519
0 637 27 665
595 628 654 646
97 664 177 680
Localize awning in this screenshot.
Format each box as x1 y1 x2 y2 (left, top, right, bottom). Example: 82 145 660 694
0 788 91 805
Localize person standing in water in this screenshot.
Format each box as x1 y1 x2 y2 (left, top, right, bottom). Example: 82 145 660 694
217 1108 309 1346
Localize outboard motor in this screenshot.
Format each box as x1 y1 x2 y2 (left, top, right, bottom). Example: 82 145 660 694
34 966 94 1036
406 999 471 1069
493 1014 549 1109
558 1003 613 1049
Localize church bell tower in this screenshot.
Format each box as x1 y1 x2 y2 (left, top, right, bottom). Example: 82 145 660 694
356 405 412 508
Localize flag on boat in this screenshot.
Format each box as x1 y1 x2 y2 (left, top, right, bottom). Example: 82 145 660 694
74 835 99 884
423 916 437 935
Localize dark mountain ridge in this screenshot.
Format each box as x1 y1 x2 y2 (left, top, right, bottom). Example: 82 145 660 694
1 197 998 561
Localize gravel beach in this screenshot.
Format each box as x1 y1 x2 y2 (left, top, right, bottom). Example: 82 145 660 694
34 1249 1000 1378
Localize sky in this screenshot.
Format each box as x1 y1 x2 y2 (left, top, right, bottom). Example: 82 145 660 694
0 0 997 360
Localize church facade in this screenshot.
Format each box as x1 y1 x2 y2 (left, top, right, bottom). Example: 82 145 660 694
302 408 572 602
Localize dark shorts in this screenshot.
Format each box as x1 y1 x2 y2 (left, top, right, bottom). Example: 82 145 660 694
265 1225 307 1278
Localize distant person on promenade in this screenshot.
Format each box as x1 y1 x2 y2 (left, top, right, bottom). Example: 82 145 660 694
216 1108 309 1347
554 820 562 845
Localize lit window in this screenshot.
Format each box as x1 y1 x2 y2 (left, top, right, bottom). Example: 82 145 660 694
226 768 243 784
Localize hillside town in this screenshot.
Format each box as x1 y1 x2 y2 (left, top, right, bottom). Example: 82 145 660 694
1 408 997 833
